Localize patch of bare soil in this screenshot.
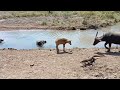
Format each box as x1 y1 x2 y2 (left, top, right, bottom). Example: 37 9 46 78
0 16 117 31
0 48 119 79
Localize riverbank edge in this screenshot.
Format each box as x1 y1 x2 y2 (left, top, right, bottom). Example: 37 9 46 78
0 17 119 31
0 22 118 31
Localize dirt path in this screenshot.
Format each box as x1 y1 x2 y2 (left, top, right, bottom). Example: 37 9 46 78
0 48 119 79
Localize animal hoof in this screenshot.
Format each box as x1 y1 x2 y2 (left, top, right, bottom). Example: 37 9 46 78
70 50 72 52
69 52 73 54
106 50 110 52
30 64 34 67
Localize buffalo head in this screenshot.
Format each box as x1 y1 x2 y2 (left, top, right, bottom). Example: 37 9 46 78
93 32 102 45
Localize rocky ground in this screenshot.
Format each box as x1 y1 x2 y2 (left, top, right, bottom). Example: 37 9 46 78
0 48 120 79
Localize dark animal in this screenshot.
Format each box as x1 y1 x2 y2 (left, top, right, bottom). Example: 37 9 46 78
80 55 104 67
36 40 47 47
0 39 4 43
81 57 96 67
55 38 71 54
93 32 120 52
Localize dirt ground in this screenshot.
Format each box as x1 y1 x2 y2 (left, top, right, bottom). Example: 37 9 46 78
0 48 120 79
0 15 120 79
0 16 116 31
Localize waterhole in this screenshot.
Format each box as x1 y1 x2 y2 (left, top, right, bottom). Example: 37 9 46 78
0 23 120 50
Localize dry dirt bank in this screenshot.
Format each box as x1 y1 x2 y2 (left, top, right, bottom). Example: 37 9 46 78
0 16 118 31
0 48 120 79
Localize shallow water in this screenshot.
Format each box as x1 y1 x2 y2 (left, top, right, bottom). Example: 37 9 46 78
0 24 120 50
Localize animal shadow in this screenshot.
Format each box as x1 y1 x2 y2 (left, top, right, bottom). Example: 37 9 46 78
57 51 73 54
95 51 120 56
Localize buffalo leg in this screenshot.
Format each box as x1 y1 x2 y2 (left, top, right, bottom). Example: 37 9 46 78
107 43 111 52
104 42 109 49
104 42 110 52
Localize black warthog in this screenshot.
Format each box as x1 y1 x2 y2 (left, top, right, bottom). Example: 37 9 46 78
36 40 47 47
93 32 120 52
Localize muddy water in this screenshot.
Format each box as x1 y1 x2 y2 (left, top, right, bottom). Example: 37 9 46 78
0 24 120 50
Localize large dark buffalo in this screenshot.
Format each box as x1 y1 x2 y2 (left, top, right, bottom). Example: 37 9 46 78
93 32 120 52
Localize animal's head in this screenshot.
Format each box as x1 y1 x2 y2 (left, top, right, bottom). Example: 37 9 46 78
0 39 4 43
93 32 102 45
40 40 47 44
43 41 47 44
68 40 72 45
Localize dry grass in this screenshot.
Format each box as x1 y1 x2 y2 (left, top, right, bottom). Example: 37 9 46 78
0 11 120 30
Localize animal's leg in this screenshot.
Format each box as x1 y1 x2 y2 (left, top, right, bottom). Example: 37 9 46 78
56 45 59 54
107 43 111 52
104 42 109 52
63 44 66 52
104 42 109 50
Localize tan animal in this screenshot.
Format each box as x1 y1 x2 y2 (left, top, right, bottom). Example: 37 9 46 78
55 38 71 54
